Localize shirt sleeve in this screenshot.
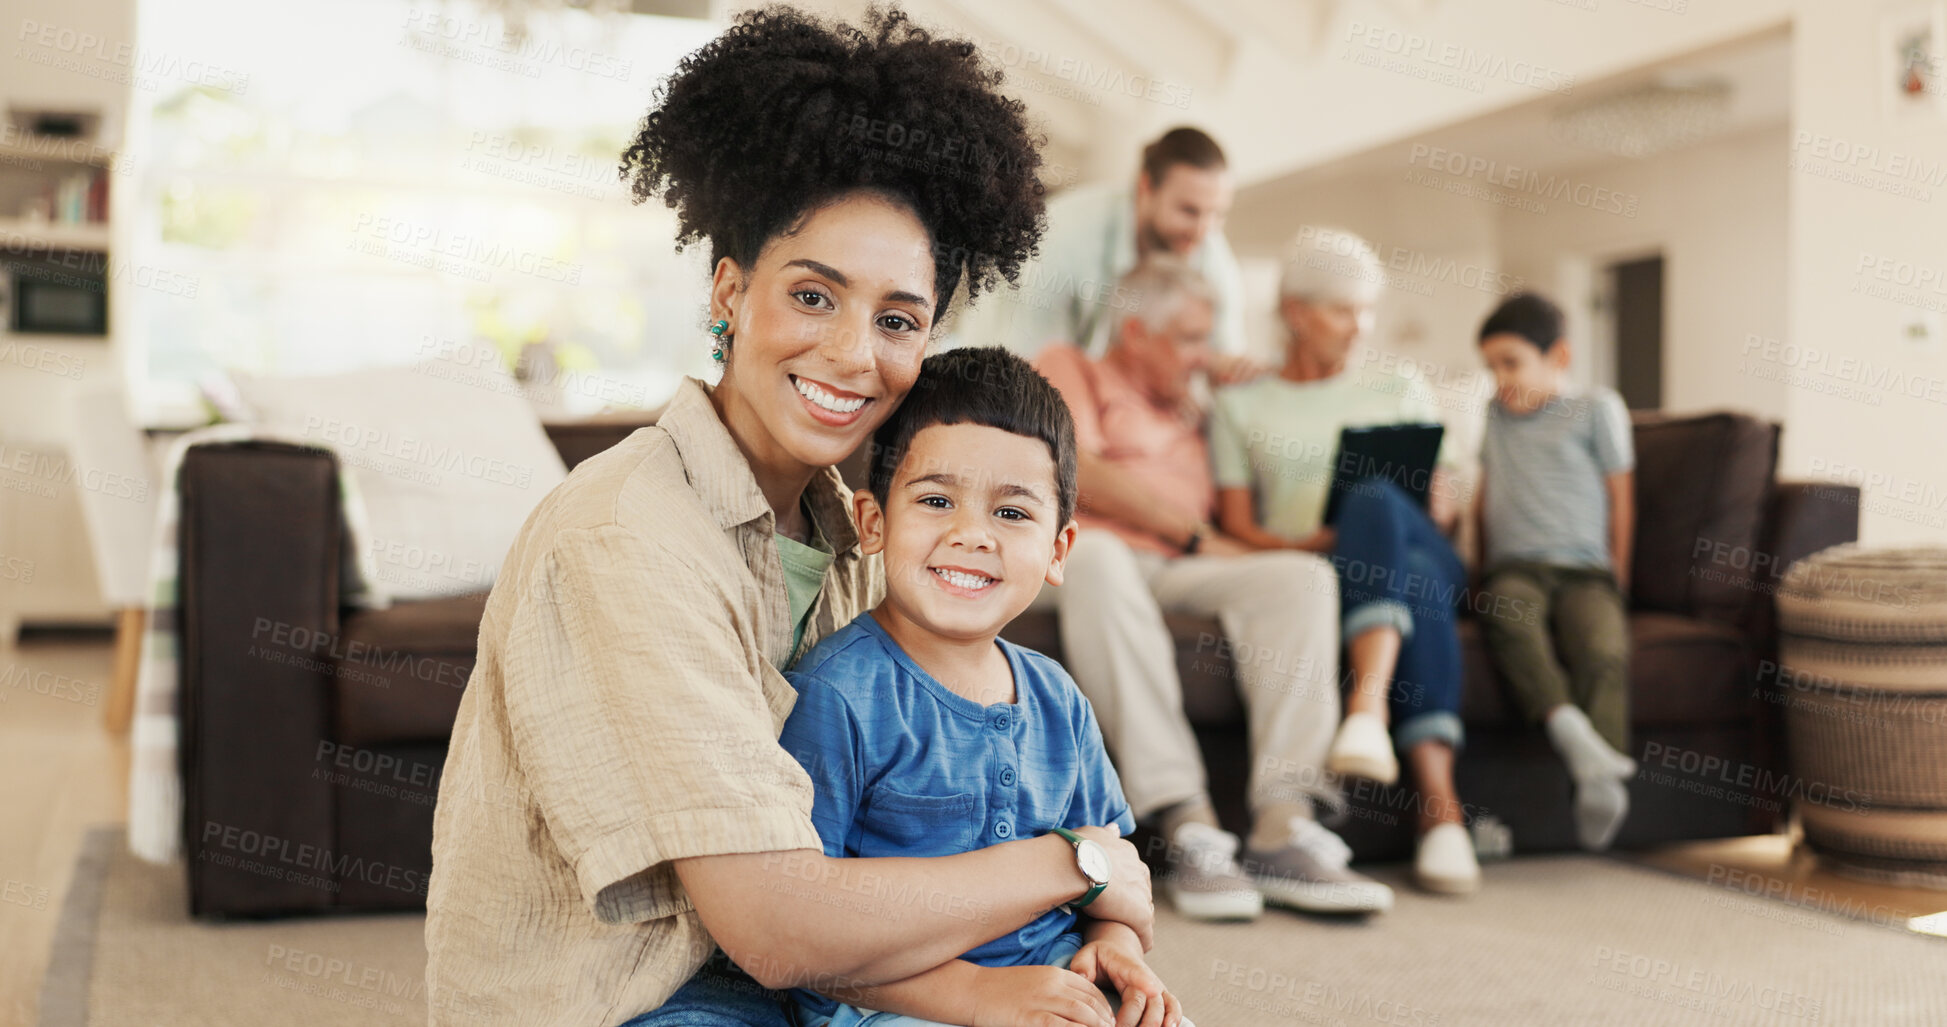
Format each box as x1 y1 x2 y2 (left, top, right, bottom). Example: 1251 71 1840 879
1203 233 1251 358
1034 346 1106 457
499 524 824 924
1207 389 1254 489
777 671 867 859
1592 390 1636 475
1060 670 1136 836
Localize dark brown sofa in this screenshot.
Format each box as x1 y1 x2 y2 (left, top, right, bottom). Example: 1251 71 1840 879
176 411 1856 917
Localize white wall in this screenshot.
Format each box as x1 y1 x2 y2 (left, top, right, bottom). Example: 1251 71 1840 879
1785 0 1947 545
1497 125 1793 422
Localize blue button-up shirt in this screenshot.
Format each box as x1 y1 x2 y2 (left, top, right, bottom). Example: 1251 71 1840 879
779 612 1135 1001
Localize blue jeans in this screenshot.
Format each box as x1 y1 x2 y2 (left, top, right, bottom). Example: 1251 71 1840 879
1330 478 1465 752
617 952 794 1027
796 933 1089 1027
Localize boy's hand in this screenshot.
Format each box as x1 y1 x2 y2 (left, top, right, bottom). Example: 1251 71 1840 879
1069 938 1184 1027
968 964 1115 1027
1069 826 1154 950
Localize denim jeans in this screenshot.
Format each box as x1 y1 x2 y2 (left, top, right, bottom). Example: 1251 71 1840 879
796 933 1090 1027
1330 478 1465 752
617 952 794 1027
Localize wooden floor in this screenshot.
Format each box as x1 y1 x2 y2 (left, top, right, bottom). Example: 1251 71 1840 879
2 632 1942 1027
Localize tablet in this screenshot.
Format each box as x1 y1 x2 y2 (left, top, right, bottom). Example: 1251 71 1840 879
1321 423 1445 525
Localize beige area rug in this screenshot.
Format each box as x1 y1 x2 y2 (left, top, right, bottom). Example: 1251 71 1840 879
40 828 1947 1026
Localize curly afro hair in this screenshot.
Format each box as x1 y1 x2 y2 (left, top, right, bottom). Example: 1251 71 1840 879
618 5 1046 324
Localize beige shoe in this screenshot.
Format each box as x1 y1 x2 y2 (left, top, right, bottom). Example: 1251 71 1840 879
1415 822 1481 895
1326 711 1399 785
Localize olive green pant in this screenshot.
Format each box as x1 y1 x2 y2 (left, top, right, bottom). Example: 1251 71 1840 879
1478 562 1630 751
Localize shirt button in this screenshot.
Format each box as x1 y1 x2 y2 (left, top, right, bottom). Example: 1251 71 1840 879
994 712 1011 731
999 767 1017 786
994 820 1013 838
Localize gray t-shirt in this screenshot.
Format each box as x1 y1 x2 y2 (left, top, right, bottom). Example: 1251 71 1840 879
1480 387 1634 570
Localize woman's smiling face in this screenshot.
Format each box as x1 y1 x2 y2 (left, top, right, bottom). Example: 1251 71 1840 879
712 190 937 473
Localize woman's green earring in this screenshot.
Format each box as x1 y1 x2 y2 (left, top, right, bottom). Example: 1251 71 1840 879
708 319 729 364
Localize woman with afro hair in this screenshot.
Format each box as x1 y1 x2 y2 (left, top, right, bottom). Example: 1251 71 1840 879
425 7 1157 1027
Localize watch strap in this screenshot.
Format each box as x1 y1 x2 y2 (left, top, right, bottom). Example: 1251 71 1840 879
1051 827 1108 911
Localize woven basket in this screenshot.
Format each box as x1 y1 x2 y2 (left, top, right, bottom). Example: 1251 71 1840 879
1776 544 1947 889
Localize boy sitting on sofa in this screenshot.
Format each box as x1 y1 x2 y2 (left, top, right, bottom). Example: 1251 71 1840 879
777 346 1186 1027
1474 292 1639 851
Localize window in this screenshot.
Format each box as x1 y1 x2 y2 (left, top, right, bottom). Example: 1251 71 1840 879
125 0 722 426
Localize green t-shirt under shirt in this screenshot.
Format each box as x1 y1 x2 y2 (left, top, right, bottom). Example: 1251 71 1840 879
775 522 834 657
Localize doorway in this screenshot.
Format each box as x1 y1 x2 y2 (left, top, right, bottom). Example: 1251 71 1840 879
1607 254 1665 411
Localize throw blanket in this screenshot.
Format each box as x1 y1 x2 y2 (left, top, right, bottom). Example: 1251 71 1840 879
127 426 387 864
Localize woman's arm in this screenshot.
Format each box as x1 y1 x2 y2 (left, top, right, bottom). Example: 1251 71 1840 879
1216 487 1331 553
673 826 1151 990
1076 451 1199 549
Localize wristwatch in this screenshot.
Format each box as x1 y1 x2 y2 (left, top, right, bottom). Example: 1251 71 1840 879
1051 827 1111 913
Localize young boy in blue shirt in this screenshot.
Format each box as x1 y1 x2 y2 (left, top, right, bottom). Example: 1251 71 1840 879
778 346 1185 1027
1474 293 1639 852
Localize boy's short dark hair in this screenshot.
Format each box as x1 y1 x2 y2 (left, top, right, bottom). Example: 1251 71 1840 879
869 347 1078 526
1479 292 1566 353
1140 127 1226 186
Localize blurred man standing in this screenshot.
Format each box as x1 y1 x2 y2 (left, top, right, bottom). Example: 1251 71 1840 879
959 127 1248 374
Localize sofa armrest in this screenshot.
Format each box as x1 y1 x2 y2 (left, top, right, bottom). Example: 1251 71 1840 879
1747 480 1862 646
178 442 343 917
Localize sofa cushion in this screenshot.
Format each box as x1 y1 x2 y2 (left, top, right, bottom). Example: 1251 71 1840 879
1629 412 1778 626
332 592 488 746
1460 612 1750 728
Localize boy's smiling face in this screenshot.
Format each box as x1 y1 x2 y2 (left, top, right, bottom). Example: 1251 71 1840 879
854 423 1076 645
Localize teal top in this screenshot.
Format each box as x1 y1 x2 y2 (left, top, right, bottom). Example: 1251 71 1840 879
775 521 834 658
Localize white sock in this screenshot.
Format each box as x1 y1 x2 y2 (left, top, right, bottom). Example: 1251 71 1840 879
1544 705 1635 783
1574 776 1630 851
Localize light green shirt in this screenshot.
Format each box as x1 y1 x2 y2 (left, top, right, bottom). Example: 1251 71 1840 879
775 524 835 657
951 182 1247 359
1210 366 1456 540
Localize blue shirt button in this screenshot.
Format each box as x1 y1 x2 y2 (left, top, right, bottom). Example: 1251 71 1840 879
994 820 1012 838
999 767 1017 786
994 712 1011 731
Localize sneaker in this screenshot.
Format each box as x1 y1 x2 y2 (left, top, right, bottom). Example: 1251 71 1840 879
1158 822 1264 921
1242 816 1393 914
1414 822 1481 895
1327 711 1399 785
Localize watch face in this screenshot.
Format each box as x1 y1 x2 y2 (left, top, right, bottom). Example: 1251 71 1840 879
1076 839 1112 885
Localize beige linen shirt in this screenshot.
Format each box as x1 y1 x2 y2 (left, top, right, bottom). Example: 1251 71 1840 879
424 377 881 1026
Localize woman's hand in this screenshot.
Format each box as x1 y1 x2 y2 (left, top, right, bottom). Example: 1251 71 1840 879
1207 353 1269 386
1289 527 1336 554
969 965 1115 1027
1069 827 1155 950
1069 937 1185 1027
